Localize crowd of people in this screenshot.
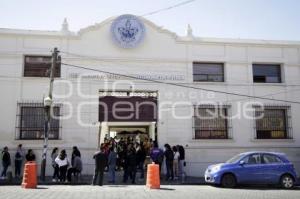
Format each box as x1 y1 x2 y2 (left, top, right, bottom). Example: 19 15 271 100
1 144 37 180
92 137 185 185
1 144 82 182
51 146 82 182
1 138 186 186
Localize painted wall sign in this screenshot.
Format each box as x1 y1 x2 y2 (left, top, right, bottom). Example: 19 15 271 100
68 72 185 81
110 14 145 48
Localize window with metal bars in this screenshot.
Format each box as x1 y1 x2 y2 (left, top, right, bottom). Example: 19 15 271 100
254 107 292 139
16 103 61 140
193 106 230 139
23 55 61 77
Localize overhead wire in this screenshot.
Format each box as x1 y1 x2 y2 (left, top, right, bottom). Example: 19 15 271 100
61 62 300 105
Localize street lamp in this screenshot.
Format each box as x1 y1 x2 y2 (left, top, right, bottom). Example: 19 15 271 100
40 47 59 181
44 96 53 107
40 96 53 181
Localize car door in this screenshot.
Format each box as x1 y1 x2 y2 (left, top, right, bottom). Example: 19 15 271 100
235 153 264 184
260 154 283 184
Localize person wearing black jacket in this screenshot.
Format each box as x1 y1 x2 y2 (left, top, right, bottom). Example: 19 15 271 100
71 146 81 166
123 144 137 184
14 144 24 178
164 144 174 181
136 143 146 179
1 146 11 179
177 145 185 178
92 146 107 186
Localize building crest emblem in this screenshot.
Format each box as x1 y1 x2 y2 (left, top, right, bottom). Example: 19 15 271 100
111 14 145 48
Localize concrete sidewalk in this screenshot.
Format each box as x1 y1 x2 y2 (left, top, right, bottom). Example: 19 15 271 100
1 185 300 199
0 171 205 186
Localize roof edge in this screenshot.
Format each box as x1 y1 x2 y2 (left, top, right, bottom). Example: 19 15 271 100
0 15 300 46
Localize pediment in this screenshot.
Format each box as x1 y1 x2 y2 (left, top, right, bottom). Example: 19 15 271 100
77 15 178 41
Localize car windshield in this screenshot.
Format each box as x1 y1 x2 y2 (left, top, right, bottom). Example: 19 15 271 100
226 154 244 163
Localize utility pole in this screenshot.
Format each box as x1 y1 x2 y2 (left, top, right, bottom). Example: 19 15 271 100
40 47 59 181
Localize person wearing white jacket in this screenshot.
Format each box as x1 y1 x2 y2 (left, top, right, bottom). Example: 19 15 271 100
55 149 69 182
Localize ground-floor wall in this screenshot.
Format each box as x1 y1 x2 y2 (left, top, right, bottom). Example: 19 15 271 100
1 80 300 177
0 145 299 177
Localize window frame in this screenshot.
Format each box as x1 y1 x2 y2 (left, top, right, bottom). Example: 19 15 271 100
252 63 282 83
242 154 262 165
16 102 61 140
193 105 232 139
193 62 225 82
261 154 283 164
253 105 292 140
23 55 61 78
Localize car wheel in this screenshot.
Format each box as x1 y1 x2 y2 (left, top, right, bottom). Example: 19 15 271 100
280 175 294 189
221 174 237 188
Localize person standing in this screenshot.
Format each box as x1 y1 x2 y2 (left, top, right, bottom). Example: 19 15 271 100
150 142 164 174
136 143 146 179
1 147 11 179
123 144 137 184
67 152 82 182
55 149 69 182
25 149 36 162
92 147 107 186
178 145 186 180
164 144 174 181
107 147 117 183
14 144 24 178
144 138 151 156
172 146 180 180
116 138 124 171
51 147 59 182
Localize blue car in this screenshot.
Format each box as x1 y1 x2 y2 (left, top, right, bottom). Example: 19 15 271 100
204 151 298 188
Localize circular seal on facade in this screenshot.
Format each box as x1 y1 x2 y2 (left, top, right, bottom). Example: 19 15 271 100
110 14 145 49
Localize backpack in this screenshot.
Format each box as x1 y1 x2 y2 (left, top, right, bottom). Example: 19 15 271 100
15 152 21 159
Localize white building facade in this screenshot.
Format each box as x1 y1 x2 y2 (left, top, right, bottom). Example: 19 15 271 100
0 15 300 176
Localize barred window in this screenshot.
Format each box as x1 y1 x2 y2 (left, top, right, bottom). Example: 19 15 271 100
193 63 224 82
255 108 291 139
194 106 229 139
17 103 60 140
24 55 61 77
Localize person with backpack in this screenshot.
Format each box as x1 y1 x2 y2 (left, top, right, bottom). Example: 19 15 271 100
14 144 24 178
150 141 164 175
1 146 11 180
164 144 174 181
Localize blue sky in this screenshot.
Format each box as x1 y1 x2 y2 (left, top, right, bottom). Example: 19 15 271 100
0 0 299 40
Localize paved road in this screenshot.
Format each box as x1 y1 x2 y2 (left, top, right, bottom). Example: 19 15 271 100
0 185 300 199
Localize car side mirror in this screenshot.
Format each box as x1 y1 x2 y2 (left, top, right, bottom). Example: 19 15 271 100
239 160 245 166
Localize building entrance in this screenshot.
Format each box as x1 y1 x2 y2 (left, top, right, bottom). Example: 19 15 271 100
108 126 149 143
98 91 158 145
